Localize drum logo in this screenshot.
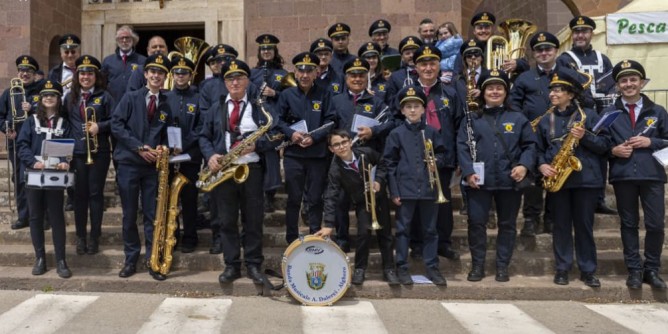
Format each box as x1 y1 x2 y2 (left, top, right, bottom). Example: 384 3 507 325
306 263 327 290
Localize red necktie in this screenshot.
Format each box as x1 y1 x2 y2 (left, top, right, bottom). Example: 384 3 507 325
353 94 360 106
423 86 441 131
80 92 90 120
48 117 53 129
229 100 241 133
122 54 128 66
147 94 157 122
627 103 636 129
348 161 359 173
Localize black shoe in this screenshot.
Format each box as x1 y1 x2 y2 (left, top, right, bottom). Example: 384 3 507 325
459 204 468 216
643 271 667 289
247 266 264 285
397 267 413 285
87 239 99 255
595 203 617 215
496 267 510 282
264 199 276 213
467 265 485 282
336 240 351 253
219 266 241 283
410 248 423 260
438 248 460 260
626 271 643 289
65 203 74 211
521 220 536 237
76 238 87 255
119 264 136 278
181 244 196 253
149 268 167 281
11 220 29 230
426 267 447 286
352 268 365 285
209 238 223 254
542 219 553 234
383 269 400 286
32 257 46 275
580 272 601 287
553 270 569 285
56 260 72 278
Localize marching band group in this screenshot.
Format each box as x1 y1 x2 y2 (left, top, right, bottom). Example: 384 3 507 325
0 12 666 291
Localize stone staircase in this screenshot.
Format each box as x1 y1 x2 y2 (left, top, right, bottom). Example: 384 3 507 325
0 159 666 302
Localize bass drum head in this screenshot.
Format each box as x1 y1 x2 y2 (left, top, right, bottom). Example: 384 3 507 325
281 235 351 306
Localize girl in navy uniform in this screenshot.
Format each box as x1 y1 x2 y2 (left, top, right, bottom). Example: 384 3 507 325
457 70 536 282
383 85 447 286
65 55 115 256
536 70 607 287
17 80 72 278
358 42 388 101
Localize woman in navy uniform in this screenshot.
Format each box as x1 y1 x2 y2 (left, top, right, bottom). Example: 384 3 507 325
457 70 535 282
250 34 288 107
17 80 72 278
536 70 607 287
65 55 114 256
606 60 668 290
358 42 388 102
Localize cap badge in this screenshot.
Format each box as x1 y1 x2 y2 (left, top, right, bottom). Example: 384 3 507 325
621 60 631 69
481 13 489 21
407 87 416 96
229 62 238 71
21 57 29 65
45 81 53 89
577 17 585 25
178 58 186 67
367 43 374 50
318 41 325 48
336 24 343 32
538 34 546 42
263 36 271 44
304 54 312 64
66 37 74 45
423 47 433 55
491 69 500 76
353 58 362 67
155 56 164 64
218 47 225 55
378 21 385 27
468 40 476 47
83 56 91 65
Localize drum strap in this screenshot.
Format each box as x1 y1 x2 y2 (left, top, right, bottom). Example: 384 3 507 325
565 50 604 97
262 269 285 291
33 115 64 138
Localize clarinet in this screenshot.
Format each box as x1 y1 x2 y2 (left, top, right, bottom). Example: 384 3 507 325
464 103 477 163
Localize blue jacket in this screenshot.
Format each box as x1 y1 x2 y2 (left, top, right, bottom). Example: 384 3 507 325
420 83 461 168
250 66 288 107
535 104 607 189
164 86 203 165
383 120 446 200
125 64 146 93
17 114 71 175
276 84 336 159
315 65 344 96
111 87 171 165
384 66 418 106
101 49 146 102
329 51 356 77
435 36 463 72
457 106 536 190
369 75 388 102
605 95 668 184
0 80 42 149
63 88 115 155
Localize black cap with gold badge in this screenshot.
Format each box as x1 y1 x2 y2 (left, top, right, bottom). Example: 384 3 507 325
398 85 427 106
256 34 280 49
40 80 63 96
75 55 101 73
328 23 351 38
59 34 81 50
144 54 171 73
460 39 484 56
310 38 334 53
171 55 195 75
368 19 391 37
16 55 39 71
530 32 560 50
612 59 646 82
221 60 251 79
413 45 442 63
292 52 320 70
358 42 382 58
549 69 585 93
208 44 239 63
569 16 596 31
398 36 423 53
477 69 510 90
471 12 496 27
343 57 370 74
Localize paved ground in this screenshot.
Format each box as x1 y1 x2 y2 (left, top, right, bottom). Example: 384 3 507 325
0 290 667 334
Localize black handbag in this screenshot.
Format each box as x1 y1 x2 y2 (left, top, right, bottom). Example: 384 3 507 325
484 116 534 191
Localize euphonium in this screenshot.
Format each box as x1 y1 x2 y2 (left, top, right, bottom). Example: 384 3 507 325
361 154 381 230
421 130 447 204
486 19 536 76
542 101 587 193
83 106 98 165
196 98 273 192
164 36 210 89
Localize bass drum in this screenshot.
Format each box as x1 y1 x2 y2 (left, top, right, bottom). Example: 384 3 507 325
282 235 351 306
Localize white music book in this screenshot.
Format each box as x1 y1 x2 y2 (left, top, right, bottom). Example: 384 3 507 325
167 126 182 150
40 139 75 158
290 120 308 133
652 147 668 167
351 114 380 134
169 153 191 164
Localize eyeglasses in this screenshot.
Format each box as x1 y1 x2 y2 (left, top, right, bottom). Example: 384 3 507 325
18 68 35 74
116 36 133 41
329 139 350 149
316 51 331 58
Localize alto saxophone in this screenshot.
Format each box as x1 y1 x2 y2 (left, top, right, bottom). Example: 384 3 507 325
422 130 447 204
150 146 189 276
542 101 587 192
196 98 273 192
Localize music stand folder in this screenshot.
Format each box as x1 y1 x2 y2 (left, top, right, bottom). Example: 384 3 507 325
40 139 75 168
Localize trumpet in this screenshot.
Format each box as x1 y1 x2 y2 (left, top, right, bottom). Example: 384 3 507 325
82 106 98 164
360 154 381 230
422 130 447 204
9 78 27 124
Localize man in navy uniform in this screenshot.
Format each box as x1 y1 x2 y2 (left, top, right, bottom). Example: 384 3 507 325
606 60 668 290
0 55 42 230
48 34 80 98
111 54 172 280
198 44 239 114
277 52 336 244
102 25 146 103
384 36 423 106
310 38 343 95
328 23 356 76
126 36 168 93
369 19 399 56
557 15 617 215
164 56 202 253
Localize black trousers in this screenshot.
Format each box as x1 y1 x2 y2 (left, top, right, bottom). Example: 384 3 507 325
72 153 111 240
27 188 66 261
8 144 28 223
283 156 328 244
467 188 521 268
522 184 543 221
335 191 351 244
212 164 264 268
396 199 439 270
352 187 394 270
410 168 454 252
613 181 665 273
550 187 598 273
173 163 200 247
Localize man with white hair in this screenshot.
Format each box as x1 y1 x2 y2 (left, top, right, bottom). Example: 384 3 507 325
102 25 146 102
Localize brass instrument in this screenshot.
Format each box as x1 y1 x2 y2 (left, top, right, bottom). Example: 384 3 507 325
164 36 210 89
83 106 98 165
6 78 27 215
466 68 480 111
4 121 13 213
360 154 381 230
531 105 556 132
542 100 587 193
280 72 297 89
196 98 273 192
150 147 189 276
486 19 537 76
421 130 447 204
531 71 593 132
9 78 27 123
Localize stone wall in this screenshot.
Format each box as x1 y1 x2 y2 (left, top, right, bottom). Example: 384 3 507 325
0 1 31 91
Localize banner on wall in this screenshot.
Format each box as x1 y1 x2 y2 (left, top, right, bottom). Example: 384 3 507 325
606 11 668 44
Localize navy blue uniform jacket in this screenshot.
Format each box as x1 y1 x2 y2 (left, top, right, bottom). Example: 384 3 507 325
63 88 115 155
102 49 146 102
17 115 71 175
164 86 203 165
329 90 392 152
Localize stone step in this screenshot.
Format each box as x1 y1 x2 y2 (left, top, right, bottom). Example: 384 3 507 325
0 243 666 277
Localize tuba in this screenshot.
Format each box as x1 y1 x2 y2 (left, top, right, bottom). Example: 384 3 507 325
486 19 537 77
196 98 273 192
164 36 210 89
422 130 447 204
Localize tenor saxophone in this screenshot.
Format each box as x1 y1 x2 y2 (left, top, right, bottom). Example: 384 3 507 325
542 101 587 192
196 98 273 192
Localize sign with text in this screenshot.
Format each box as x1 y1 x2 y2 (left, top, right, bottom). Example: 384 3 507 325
607 12 668 45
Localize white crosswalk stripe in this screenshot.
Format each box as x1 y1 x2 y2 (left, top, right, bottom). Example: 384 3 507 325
585 304 668 334
136 297 232 334
0 294 98 334
302 301 388 334
442 303 555 334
